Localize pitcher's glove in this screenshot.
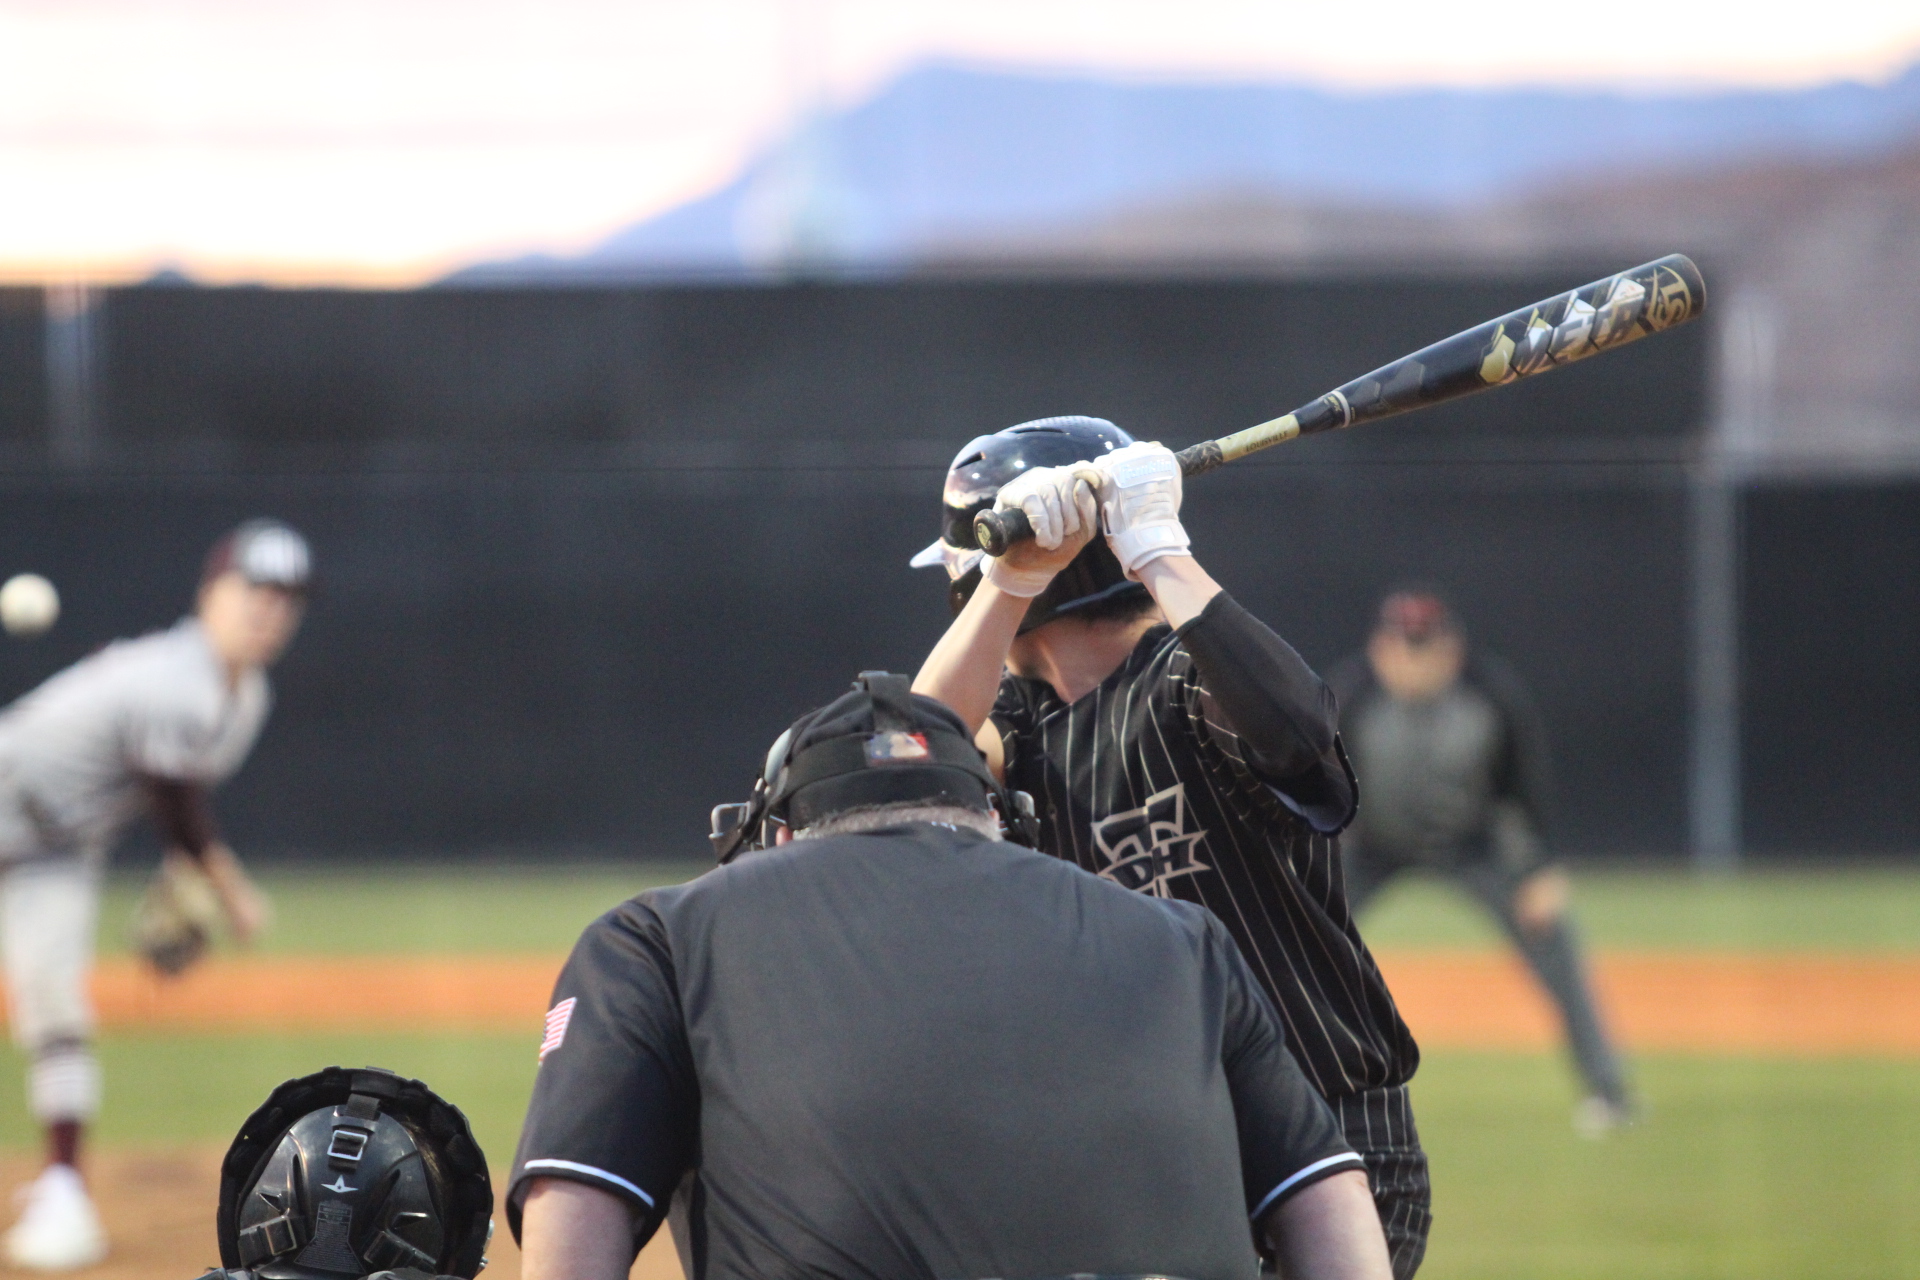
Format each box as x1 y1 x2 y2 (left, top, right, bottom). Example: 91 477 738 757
131 855 223 977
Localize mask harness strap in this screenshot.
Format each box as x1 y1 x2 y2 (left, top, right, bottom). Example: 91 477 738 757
712 672 1039 860
859 671 917 733
864 670 1036 846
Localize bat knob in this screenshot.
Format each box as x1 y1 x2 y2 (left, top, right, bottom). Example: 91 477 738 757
973 507 1034 557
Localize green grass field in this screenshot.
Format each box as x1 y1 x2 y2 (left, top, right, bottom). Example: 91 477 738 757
12 862 1917 1279
1359 865 1920 952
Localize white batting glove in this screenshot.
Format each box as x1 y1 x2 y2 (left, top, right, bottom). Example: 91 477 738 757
983 463 1101 597
1098 441 1190 576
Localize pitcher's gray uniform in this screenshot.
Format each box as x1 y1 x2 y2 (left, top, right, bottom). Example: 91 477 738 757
0 616 270 1121
0 519 305 1274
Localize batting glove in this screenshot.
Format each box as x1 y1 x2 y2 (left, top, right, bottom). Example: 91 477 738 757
1098 441 1190 576
984 463 1102 597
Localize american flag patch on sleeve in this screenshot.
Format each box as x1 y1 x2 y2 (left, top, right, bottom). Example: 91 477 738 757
539 997 578 1061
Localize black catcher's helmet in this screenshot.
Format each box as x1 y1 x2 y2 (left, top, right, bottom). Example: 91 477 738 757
909 416 1147 633
709 671 1037 862
216 1067 493 1279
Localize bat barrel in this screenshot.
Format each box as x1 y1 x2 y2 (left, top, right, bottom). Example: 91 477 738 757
1320 253 1707 435
973 253 1705 557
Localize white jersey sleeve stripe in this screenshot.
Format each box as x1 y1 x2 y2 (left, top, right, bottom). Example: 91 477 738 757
521 1158 656 1208
1249 1151 1368 1221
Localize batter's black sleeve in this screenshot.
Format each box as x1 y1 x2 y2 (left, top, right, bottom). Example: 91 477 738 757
1178 592 1357 833
507 899 697 1256
1211 915 1364 1222
142 776 219 859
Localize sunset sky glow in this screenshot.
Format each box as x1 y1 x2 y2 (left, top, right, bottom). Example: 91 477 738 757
3 0 1917 284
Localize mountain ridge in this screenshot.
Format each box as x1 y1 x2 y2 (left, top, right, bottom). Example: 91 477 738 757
450 60 1920 282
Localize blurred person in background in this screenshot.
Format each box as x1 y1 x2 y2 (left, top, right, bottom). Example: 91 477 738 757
1331 588 1634 1136
0 520 308 1271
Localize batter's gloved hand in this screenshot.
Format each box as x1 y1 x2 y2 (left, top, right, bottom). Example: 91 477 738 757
1097 441 1191 576
985 462 1103 597
131 852 223 977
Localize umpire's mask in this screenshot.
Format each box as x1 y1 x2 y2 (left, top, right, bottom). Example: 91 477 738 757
216 1067 493 1279
710 671 1038 862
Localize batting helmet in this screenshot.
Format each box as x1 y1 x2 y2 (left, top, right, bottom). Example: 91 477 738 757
215 1067 492 1279
909 416 1146 633
709 671 1037 862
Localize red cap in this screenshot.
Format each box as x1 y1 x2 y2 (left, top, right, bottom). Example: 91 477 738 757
1377 591 1455 644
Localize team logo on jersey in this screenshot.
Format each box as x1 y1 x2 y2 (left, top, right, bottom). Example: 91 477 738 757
1091 783 1210 897
539 997 577 1061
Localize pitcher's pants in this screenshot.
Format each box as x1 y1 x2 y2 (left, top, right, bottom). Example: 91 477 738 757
1 859 102 1123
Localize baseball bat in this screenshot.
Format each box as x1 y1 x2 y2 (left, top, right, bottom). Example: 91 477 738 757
974 253 1706 557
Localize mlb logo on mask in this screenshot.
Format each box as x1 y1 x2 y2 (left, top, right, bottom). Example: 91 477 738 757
865 732 931 765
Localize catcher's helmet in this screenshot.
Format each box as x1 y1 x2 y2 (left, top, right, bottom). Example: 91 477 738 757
909 416 1147 633
216 1067 492 1279
709 671 1037 862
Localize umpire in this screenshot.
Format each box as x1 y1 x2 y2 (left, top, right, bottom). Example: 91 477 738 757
510 673 1393 1280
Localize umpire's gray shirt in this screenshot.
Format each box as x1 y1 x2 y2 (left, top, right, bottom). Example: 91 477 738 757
0 619 270 864
511 823 1362 1280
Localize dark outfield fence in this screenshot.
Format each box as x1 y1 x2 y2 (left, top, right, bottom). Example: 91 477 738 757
0 277 1905 859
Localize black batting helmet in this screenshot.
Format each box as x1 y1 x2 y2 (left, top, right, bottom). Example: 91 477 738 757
216 1067 492 1279
709 671 1037 862
909 416 1146 633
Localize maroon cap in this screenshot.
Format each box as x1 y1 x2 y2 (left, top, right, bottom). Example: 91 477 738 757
1377 591 1456 644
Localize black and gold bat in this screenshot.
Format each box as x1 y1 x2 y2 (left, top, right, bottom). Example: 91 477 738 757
974 253 1706 556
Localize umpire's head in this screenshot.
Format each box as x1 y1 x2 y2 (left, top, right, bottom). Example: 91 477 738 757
710 672 1034 860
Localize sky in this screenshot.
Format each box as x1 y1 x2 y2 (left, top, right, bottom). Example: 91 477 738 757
2 0 1917 285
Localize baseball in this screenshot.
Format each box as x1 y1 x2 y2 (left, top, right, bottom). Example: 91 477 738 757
1 574 60 638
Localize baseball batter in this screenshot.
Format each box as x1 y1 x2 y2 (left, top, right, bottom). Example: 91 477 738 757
0 520 308 1271
912 418 1429 1278
1332 589 1633 1134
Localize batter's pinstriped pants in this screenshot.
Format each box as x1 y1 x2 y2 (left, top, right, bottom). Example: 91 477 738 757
1333 1085 1431 1280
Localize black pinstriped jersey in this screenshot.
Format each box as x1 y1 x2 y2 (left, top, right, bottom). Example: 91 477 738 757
991 603 1419 1099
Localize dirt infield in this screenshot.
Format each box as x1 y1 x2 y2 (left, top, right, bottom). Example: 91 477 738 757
1371 950 1920 1054
82 956 562 1033
1 949 1914 1278
0 1147 684 1280
57 950 1920 1054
